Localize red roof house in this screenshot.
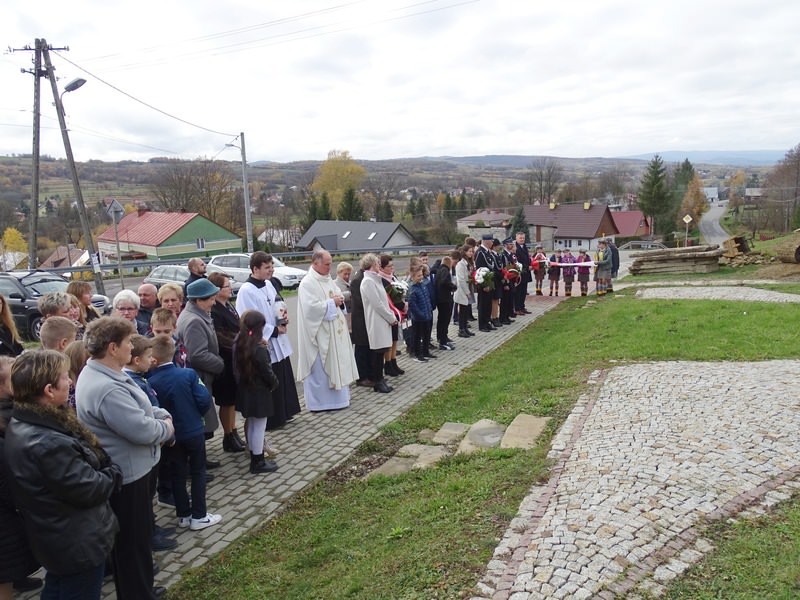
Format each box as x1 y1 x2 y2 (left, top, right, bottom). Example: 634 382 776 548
611 210 651 238
96 209 241 260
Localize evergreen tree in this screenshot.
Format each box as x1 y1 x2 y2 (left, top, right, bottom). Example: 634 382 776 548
456 193 467 217
443 193 456 223
509 207 529 241
300 196 319 232
405 197 417 220
318 192 333 220
376 199 394 222
472 192 485 211
638 155 671 235
337 186 365 221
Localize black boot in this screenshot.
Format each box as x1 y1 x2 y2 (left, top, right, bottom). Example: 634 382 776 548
458 329 471 338
223 432 245 453
373 379 393 393
384 360 399 376
391 359 405 375
250 452 278 474
232 429 245 448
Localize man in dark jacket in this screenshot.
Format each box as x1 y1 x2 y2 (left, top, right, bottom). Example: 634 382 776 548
514 231 531 314
607 239 620 293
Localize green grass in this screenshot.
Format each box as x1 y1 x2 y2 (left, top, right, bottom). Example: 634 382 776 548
663 495 800 599
166 291 800 600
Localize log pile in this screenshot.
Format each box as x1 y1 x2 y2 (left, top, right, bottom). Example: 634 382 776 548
725 252 776 267
775 233 800 264
628 245 724 275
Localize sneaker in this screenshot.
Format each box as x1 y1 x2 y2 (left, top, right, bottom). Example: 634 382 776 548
264 441 280 458
439 343 455 351
423 353 438 359
157 494 176 509
412 356 429 363
178 516 191 528
190 513 222 531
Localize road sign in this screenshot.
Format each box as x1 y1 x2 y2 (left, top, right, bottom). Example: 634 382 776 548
682 214 693 224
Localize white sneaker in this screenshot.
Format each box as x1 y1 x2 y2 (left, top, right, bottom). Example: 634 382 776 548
263 441 280 458
178 516 191 528
189 512 222 531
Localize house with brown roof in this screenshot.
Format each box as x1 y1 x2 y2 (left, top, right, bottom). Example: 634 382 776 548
611 210 651 238
96 209 241 260
40 244 87 271
456 210 514 235
522 203 619 251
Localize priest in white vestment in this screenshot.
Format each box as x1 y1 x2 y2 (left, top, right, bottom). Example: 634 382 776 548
296 251 359 411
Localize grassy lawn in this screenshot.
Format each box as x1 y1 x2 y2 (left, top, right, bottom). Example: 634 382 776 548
167 289 800 600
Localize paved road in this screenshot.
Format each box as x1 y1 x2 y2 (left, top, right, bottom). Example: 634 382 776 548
698 202 729 246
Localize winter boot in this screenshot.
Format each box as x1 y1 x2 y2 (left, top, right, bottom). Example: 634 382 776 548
250 452 278 474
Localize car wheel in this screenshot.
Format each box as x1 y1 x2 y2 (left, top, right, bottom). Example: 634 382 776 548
30 315 44 341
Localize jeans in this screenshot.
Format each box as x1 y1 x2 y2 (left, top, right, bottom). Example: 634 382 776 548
41 562 105 600
164 434 207 519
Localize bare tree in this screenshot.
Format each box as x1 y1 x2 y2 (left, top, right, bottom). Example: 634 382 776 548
150 161 198 212
529 157 564 204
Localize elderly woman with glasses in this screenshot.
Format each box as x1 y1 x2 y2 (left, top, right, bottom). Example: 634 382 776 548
111 290 149 336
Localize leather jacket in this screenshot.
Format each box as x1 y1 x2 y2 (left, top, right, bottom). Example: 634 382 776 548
3 403 121 575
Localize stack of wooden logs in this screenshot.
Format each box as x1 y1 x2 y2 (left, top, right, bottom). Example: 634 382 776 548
775 233 800 264
628 245 724 275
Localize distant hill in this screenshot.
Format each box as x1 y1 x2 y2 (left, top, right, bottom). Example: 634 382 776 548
618 150 784 167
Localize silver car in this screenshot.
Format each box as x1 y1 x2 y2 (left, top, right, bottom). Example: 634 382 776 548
207 253 307 289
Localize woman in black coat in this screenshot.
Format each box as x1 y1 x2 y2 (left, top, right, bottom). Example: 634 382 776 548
0 356 39 599
4 350 121 600
207 272 245 453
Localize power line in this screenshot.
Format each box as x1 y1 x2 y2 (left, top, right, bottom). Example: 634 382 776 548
53 51 237 137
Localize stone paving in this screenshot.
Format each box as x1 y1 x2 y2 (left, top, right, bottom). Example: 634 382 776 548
473 284 800 600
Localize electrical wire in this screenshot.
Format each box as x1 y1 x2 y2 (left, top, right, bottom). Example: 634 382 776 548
53 51 237 137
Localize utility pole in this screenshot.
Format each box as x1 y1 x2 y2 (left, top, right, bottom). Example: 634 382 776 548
39 43 106 295
239 132 253 253
13 39 61 269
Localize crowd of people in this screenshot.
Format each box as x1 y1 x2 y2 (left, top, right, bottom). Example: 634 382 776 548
0 237 619 599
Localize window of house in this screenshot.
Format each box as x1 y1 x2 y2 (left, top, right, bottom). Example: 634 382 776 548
342 231 350 239
196 238 206 250
368 232 376 240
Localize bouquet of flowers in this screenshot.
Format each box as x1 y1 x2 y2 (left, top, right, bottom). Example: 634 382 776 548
471 267 495 290
387 279 409 306
501 264 521 284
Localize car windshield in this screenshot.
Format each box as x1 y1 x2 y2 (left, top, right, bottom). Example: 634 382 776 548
272 257 286 268
24 278 68 296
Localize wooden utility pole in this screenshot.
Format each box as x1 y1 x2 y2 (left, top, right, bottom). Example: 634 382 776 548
12 39 60 269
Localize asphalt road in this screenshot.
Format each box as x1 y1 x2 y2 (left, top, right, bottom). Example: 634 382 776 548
699 202 730 246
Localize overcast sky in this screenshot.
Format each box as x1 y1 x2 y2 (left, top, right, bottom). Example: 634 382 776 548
2 0 798 164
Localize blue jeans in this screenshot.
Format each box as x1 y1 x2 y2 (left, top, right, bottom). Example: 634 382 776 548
41 562 105 600
164 434 207 519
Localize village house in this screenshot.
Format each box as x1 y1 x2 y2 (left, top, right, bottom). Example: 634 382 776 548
297 220 416 253
523 202 620 251
96 209 241 261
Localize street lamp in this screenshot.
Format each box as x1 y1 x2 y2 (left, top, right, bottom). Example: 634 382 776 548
226 131 253 253
41 47 107 295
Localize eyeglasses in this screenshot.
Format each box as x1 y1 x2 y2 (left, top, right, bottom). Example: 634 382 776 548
116 306 137 312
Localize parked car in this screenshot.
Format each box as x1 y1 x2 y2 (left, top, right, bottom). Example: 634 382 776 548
142 264 242 297
0 270 110 340
207 253 307 289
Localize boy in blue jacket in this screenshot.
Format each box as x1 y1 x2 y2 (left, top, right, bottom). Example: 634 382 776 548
407 265 435 363
147 335 221 532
